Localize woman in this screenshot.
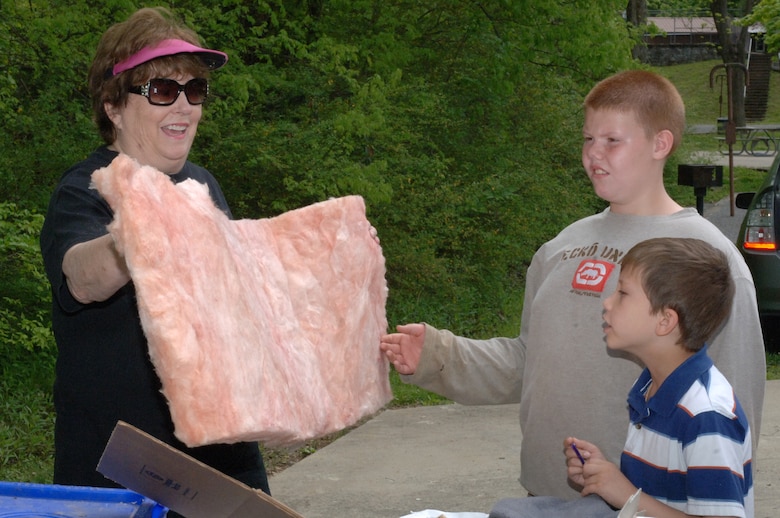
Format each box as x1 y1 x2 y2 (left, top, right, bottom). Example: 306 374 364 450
40 7 270 494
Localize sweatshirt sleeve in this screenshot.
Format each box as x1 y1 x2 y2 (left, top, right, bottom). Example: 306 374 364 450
401 324 525 405
399 244 550 405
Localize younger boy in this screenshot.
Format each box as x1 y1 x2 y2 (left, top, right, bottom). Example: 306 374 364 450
564 237 753 518
490 237 753 518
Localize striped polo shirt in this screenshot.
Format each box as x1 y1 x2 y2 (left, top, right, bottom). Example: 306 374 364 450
622 346 753 518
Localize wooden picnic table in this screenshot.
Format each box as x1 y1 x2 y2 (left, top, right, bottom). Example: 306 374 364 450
718 124 780 156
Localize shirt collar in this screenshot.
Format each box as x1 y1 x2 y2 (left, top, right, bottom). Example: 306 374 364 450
627 345 713 423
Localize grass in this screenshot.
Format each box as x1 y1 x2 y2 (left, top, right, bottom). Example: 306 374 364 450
655 58 780 187
651 60 776 207
769 354 780 379
2 59 779 484
655 59 780 125
0 383 55 484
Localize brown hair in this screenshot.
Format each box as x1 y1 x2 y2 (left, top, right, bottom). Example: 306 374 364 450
87 7 212 144
620 237 734 352
584 70 686 154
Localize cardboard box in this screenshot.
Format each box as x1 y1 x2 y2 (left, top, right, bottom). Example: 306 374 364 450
98 421 303 518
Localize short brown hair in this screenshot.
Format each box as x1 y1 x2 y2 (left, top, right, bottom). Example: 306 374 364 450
620 237 734 352
584 70 686 154
87 7 212 144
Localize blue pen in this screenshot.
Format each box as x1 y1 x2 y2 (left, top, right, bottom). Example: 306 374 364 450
571 443 586 465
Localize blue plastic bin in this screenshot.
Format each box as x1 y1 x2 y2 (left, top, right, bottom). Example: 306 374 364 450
0 481 167 517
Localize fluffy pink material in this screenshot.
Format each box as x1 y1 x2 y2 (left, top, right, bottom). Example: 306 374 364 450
91 154 392 447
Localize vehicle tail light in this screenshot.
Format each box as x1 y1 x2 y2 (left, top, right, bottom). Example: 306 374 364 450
742 191 777 251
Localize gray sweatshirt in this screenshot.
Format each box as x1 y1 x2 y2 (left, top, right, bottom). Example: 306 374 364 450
405 207 765 499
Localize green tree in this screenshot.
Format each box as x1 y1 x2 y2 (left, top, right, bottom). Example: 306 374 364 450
710 0 755 126
1 0 634 345
0 1 141 208
0 202 55 390
645 0 756 124
0 0 645 482
743 0 780 54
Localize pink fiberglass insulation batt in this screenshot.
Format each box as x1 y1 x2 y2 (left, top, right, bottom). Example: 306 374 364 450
91 154 392 447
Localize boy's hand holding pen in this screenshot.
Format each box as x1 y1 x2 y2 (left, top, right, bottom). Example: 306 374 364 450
571 443 586 465
564 437 590 488
564 437 588 465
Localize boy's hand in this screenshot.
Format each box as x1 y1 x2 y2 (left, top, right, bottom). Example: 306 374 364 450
380 323 425 375
564 437 597 486
563 436 637 510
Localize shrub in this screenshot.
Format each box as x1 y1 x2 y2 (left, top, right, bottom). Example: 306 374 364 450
0 202 56 482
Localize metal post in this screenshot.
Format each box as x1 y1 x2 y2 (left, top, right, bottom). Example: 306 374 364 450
710 63 749 217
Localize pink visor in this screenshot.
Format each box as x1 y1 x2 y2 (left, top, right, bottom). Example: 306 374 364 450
111 39 228 76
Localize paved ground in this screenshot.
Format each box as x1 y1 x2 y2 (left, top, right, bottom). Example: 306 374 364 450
268 157 778 517
686 123 776 171
691 150 775 171
269 382 780 517
702 193 746 241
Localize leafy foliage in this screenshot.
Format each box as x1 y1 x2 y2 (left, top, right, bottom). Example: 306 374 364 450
743 0 780 55
0 202 56 482
646 0 712 14
0 203 56 389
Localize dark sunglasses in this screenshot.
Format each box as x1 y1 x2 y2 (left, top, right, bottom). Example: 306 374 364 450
128 78 209 106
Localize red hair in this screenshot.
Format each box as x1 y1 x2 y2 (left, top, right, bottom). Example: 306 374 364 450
584 70 686 154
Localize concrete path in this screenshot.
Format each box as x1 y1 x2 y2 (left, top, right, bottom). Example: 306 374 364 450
686 124 777 171
269 382 780 517
691 150 776 171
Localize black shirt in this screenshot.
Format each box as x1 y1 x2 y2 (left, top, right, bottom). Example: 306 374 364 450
40 146 268 491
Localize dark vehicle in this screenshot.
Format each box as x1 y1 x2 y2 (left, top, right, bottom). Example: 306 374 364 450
736 155 780 351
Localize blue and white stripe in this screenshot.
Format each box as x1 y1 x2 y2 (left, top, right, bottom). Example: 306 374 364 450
622 347 753 517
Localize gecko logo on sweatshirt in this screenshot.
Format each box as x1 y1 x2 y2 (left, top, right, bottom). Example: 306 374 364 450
572 259 615 293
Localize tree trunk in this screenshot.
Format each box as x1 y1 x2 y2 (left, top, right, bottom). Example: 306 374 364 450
626 0 648 61
710 0 754 127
